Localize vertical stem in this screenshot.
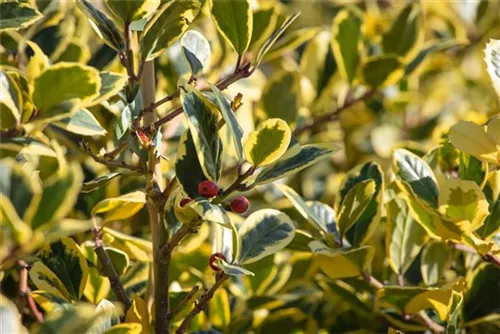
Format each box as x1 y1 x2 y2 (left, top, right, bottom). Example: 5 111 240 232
141 61 170 334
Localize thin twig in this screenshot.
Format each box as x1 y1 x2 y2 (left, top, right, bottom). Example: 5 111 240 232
168 285 200 321
141 62 252 134
18 260 44 323
361 272 444 333
81 141 144 172
293 90 376 136
103 141 128 159
175 273 229 334
449 242 500 268
413 312 445 333
160 164 255 258
0 127 24 138
397 274 405 287
361 272 384 289
92 224 132 310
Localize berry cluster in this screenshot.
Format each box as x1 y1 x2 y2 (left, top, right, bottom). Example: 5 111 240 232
178 180 251 272
180 180 250 214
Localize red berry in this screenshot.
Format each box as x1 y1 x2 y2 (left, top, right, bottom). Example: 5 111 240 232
180 197 192 207
209 252 226 271
230 196 249 214
198 180 219 197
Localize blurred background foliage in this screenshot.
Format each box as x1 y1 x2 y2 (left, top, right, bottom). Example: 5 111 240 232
1 0 500 333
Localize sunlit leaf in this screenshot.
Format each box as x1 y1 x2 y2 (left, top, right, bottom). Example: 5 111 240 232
105 0 160 24
181 30 211 76
485 39 500 97
238 209 295 264
209 0 252 55
393 148 439 209
92 191 146 222
243 118 291 167
77 0 125 52
180 87 222 181
310 240 374 279
449 120 499 165
337 180 376 237
33 63 101 111
141 0 201 61
331 8 362 84
386 195 427 276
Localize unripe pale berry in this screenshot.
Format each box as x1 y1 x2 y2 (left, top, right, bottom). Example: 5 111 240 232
198 180 219 197
230 196 249 214
180 197 192 207
209 252 226 271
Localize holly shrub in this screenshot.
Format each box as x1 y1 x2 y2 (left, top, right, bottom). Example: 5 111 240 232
1 1 500 333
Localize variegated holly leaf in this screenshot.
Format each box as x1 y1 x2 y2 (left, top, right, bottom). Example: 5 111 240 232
393 149 439 209
254 13 300 69
310 240 374 279
31 162 83 229
209 0 252 55
180 87 222 181
102 227 152 262
253 143 339 185
30 238 89 301
210 85 244 162
438 179 489 233
181 30 211 76
376 285 462 322
77 0 125 52
215 258 254 277
449 120 500 165
243 118 291 167
32 63 101 112
53 109 106 136
337 180 376 237
0 2 42 31
331 8 362 84
104 0 160 24
141 0 201 61
238 209 295 264
485 39 500 97
338 162 384 246
386 195 427 276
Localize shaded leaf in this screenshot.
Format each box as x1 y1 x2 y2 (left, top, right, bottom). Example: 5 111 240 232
77 0 125 52
0 2 42 31
32 237 89 301
81 172 123 194
363 55 404 88
382 2 422 58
